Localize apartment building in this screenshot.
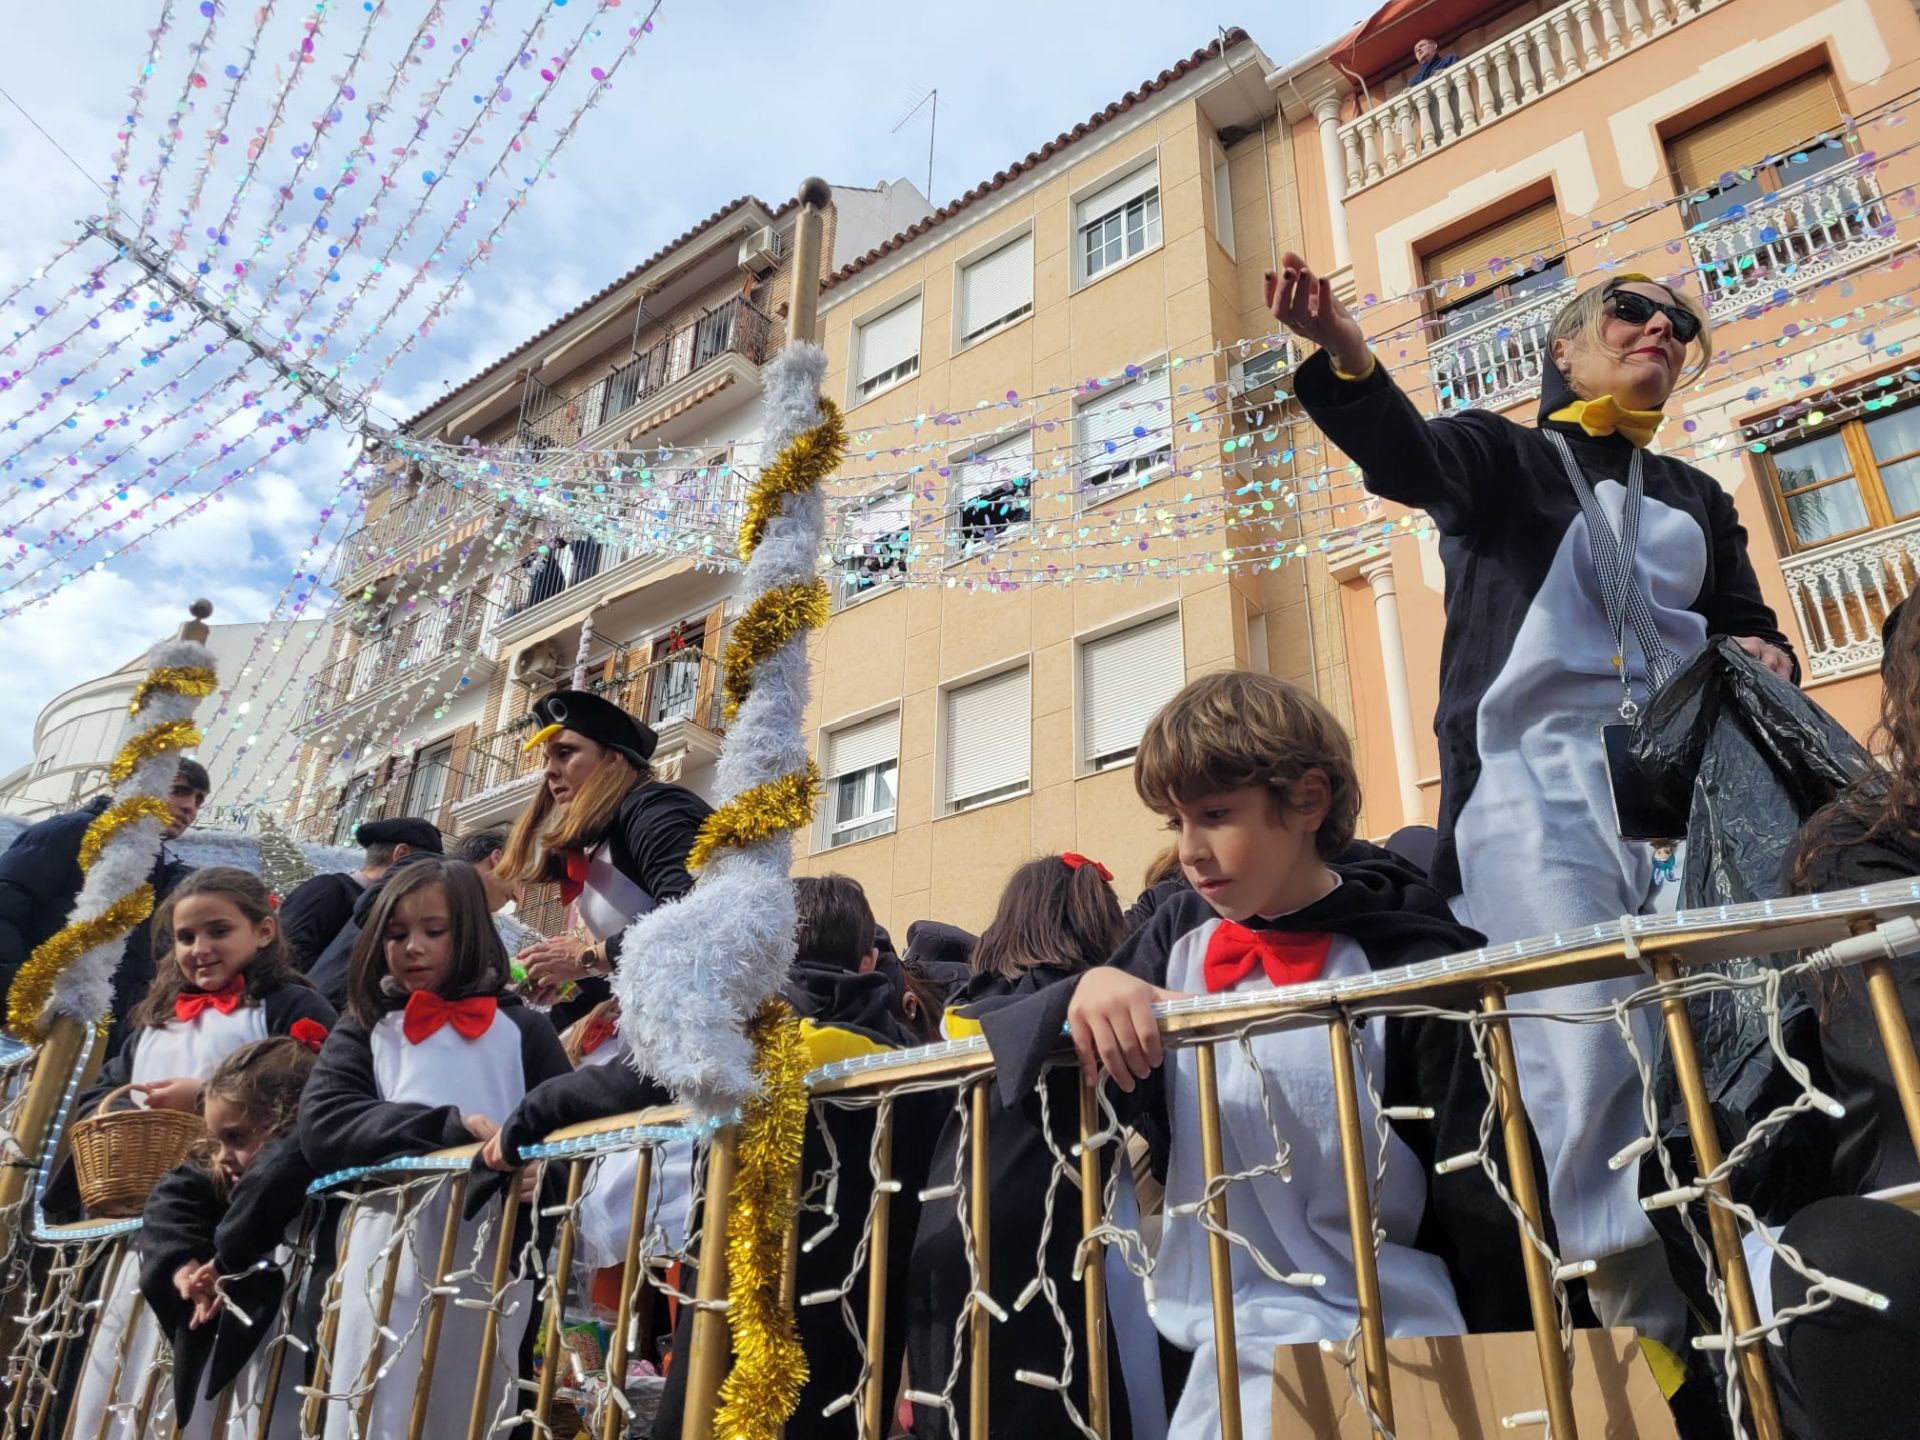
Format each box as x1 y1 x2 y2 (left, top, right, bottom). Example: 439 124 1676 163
793 30 1354 931
284 181 931 931
1269 0 1920 832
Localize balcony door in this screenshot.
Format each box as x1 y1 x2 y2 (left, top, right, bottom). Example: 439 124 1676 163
1421 200 1568 413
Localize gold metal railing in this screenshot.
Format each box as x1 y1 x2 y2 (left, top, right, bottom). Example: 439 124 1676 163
5 881 1920 1439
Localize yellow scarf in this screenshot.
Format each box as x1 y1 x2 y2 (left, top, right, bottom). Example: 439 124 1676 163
1548 395 1665 448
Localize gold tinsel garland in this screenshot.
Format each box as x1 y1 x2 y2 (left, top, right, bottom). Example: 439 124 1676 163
720 578 831 720
8 885 155 1038
687 764 823 873
127 665 218 715
737 401 845 560
712 997 811 1440
106 719 202 784
76 795 176 871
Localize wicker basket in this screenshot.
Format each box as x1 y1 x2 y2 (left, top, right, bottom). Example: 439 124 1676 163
68 1084 203 1217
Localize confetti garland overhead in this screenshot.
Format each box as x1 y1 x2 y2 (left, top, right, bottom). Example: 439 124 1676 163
7 603 216 1039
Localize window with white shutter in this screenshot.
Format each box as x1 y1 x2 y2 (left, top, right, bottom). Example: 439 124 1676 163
1212 140 1235 258
1076 162 1161 284
947 430 1033 559
1075 368 1173 504
1080 612 1184 772
854 297 922 400
959 232 1034 343
831 486 913 609
943 667 1030 813
823 711 899 848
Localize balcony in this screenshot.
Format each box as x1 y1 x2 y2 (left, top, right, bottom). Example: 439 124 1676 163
1778 516 1920 680
518 297 776 453
330 475 493 586
447 647 727 828
1428 283 1566 413
1690 168 1897 318
296 580 507 728
1338 0 1728 192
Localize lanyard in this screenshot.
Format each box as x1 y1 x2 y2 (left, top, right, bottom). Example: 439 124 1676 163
1544 431 1676 721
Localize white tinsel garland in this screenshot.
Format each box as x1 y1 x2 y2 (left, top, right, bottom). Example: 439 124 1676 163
613 343 828 1120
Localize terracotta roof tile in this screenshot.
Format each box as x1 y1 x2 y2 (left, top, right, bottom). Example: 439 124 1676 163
820 27 1251 294
403 193 795 431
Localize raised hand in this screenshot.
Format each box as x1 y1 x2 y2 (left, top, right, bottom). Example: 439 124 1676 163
1265 253 1371 376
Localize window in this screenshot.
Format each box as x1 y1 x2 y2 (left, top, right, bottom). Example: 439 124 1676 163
854 296 922 401
832 486 912 609
943 667 1030 814
947 431 1032 560
1211 140 1235 258
404 742 453 823
1670 71 1847 221
1079 612 1185 772
823 712 899 848
959 232 1034 344
1075 368 1173 505
1076 163 1161 283
1768 401 1920 551
334 773 375 846
1422 201 1570 411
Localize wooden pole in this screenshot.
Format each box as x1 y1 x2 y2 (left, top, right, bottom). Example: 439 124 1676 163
1327 1017 1394 1431
680 1127 740 1440
1076 1084 1112 1440
784 179 833 348
405 1176 469 1440
967 1080 991 1440
861 1102 897 1440
533 1163 588 1426
463 1182 526 1440
1479 986 1580 1440
598 1145 655 1440
1192 1043 1244 1440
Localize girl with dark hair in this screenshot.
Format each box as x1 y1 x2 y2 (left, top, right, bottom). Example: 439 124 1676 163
498 688 712 1030
69 869 336 1439
1271 249 1798 1359
905 855 1154 1439
298 857 569 1440
134 1036 326 1437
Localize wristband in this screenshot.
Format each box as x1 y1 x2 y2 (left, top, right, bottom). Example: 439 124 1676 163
1330 349 1377 382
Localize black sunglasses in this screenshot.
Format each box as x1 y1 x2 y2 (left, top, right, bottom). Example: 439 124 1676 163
1605 287 1701 343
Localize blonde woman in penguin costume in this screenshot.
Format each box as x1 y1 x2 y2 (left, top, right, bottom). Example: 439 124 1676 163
1269 255 1798 1360
492 689 714 1256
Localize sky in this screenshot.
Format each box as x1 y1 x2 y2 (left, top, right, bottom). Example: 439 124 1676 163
0 0 1377 791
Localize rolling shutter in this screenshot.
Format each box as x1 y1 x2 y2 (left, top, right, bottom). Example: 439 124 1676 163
957 431 1034 505
826 712 898 778
1078 163 1160 227
1670 71 1844 191
1081 613 1184 767
961 233 1034 340
1422 201 1565 302
856 298 922 388
1077 370 1173 474
944 667 1029 810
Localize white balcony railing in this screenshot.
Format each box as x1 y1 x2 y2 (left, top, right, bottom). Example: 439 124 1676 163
1691 169 1897 317
1779 515 1920 680
1427 284 1567 413
1338 0 1728 191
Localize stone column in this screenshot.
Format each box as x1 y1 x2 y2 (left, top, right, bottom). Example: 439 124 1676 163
1313 91 1354 269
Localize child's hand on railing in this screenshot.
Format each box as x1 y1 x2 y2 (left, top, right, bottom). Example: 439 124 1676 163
478 1130 511 1171
463 1113 499 1145
1067 969 1183 1093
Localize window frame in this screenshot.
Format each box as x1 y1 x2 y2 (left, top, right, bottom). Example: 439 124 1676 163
1071 155 1164 291
938 663 1032 817
830 483 914 611
1073 364 1175 512
848 290 924 408
403 740 455 822
944 427 1035 565
825 758 899 849
1764 399 1920 553
1210 137 1235 259
1074 606 1185 777
954 225 1036 350
334 773 376 846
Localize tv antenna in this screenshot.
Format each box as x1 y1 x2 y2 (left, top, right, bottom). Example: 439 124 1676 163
892 85 938 203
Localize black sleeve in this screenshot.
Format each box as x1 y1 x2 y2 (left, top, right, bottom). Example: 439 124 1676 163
277 875 355 969
261 983 339 1035
1800 831 1920 892
297 1019 472 1175
603 788 710 967
1291 347 1512 535
137 1162 223 1325
213 1134 317 1272
0 813 83 1002
1696 471 1799 681
507 1004 574 1091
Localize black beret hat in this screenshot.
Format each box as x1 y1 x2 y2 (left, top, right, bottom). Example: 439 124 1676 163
355 816 444 853
527 689 658 768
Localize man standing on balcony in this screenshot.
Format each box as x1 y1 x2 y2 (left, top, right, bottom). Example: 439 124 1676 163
279 816 442 970
0 759 208 1052
1410 36 1458 83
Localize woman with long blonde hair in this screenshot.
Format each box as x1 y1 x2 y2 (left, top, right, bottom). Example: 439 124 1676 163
499 688 712 1029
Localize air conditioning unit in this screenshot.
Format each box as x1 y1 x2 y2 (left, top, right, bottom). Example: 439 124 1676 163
1228 342 1293 397
514 640 569 691
737 227 780 278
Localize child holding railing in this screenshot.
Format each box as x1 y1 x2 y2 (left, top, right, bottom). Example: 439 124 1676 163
978 671 1540 1440
297 856 569 1440
135 1034 327 1438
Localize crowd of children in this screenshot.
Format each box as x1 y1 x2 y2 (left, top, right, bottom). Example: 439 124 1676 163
40 650 1919 1440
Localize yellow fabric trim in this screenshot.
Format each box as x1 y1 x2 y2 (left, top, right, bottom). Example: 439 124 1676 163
1548 396 1666 449
521 721 562 754
1330 350 1377 383
1638 1336 1688 1400
942 1009 985 1042
798 1017 895 1069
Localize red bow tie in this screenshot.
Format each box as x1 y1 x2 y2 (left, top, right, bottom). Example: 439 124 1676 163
174 978 246 1023
580 1012 619 1055
560 849 591 907
1202 923 1332 994
402 991 499 1045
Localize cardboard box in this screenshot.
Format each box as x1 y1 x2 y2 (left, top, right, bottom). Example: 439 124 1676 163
1270 1328 1678 1439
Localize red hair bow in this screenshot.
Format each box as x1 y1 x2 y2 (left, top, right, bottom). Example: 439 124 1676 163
289 1018 329 1053
1061 853 1113 882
